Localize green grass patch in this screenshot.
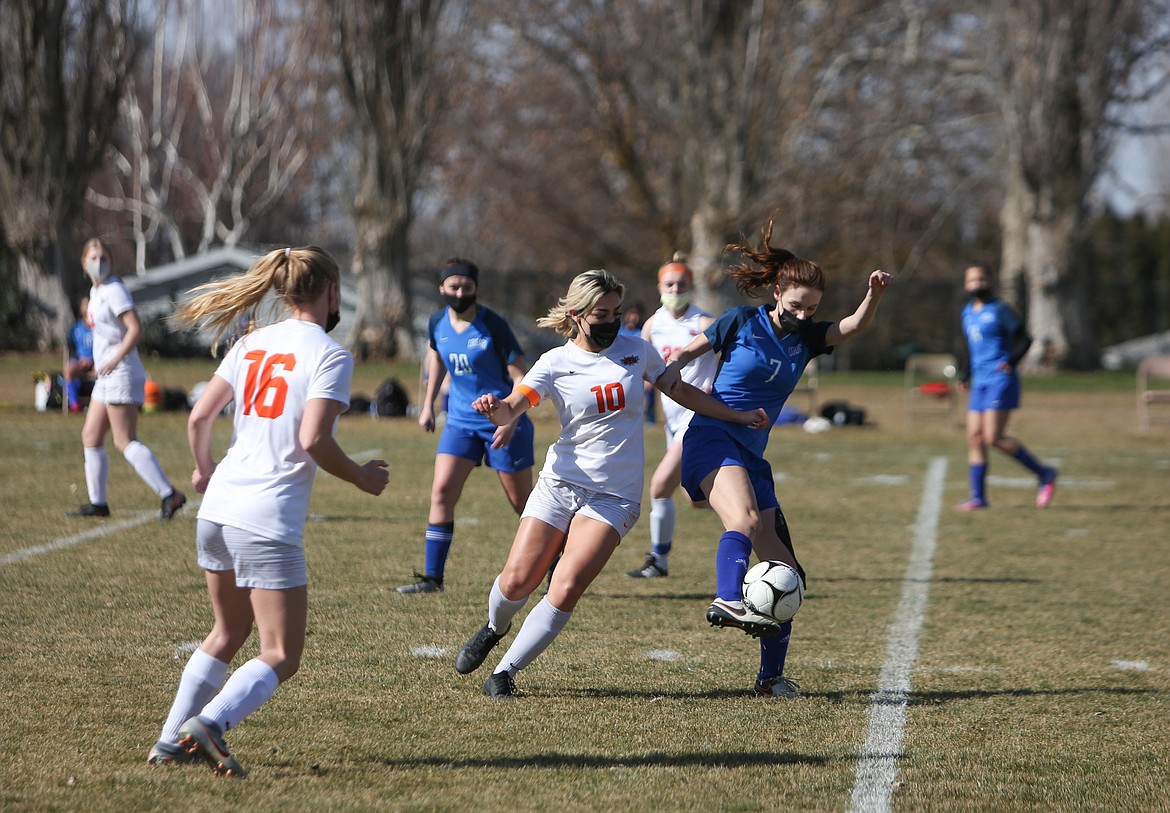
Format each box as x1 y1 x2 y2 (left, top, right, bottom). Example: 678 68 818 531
0 353 1167 811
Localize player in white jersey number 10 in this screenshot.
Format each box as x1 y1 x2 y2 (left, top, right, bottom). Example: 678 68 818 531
453 269 766 699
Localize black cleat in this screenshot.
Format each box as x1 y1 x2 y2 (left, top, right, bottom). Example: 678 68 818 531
455 623 510 674
68 503 110 518
396 571 444 594
483 671 517 699
160 490 187 520
627 553 668 578
706 597 784 638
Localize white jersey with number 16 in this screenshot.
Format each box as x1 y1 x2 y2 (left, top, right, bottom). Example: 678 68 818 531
197 318 353 546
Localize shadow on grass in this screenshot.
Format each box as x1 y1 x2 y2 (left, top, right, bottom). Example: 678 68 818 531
372 749 828 771
908 686 1159 705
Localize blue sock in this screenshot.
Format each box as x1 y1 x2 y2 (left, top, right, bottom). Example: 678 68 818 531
716 530 753 601
65 378 79 406
758 621 793 682
970 463 987 504
1012 446 1046 478
424 522 454 581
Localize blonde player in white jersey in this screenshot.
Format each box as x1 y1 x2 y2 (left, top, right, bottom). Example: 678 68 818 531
147 246 389 777
453 269 767 699
627 258 718 579
68 238 187 520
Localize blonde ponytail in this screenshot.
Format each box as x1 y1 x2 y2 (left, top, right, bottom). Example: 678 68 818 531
173 246 339 354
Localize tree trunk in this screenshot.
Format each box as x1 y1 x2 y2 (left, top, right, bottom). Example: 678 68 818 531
347 158 415 360
14 235 72 353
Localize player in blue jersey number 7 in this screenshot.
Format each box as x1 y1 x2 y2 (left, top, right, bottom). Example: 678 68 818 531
667 222 893 698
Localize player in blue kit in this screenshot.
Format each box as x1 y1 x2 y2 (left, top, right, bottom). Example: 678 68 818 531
955 263 1057 511
667 222 893 697
397 259 535 594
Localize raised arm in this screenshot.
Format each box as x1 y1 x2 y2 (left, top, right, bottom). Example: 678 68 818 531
825 270 893 345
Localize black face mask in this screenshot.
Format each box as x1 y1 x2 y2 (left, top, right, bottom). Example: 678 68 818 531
443 293 477 314
585 318 621 349
778 308 811 335
968 288 992 301
325 310 341 333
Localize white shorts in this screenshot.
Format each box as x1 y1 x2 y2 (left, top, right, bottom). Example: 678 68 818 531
521 477 640 540
661 400 695 447
196 519 308 590
91 361 146 405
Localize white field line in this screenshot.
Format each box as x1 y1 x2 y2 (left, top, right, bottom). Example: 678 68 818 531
5 447 385 568
1 511 160 566
849 456 948 813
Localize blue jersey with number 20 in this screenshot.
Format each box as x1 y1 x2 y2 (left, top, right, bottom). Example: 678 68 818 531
429 306 524 431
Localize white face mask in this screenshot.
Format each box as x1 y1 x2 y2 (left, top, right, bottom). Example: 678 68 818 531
660 291 692 311
85 257 110 284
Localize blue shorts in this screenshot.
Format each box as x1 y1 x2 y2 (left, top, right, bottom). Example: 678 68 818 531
680 423 779 511
436 416 535 472
968 373 1021 412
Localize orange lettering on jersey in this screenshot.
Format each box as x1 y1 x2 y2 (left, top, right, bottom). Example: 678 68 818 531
243 350 297 418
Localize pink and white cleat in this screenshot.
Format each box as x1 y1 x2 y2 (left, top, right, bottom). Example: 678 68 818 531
1036 469 1058 509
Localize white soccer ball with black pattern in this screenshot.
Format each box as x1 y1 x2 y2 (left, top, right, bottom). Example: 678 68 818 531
742 560 804 622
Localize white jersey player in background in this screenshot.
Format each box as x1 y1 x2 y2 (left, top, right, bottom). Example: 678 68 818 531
69 237 187 521
627 258 718 579
148 246 389 777
453 269 767 699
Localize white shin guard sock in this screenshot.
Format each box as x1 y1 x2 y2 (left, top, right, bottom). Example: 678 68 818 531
83 446 109 505
649 497 676 560
488 575 529 634
493 597 572 675
200 658 280 732
159 648 230 743
122 440 173 498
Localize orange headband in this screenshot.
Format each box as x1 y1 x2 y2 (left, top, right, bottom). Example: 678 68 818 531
657 261 693 282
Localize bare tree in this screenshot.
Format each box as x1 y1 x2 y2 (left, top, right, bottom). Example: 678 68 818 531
0 0 140 350
333 0 459 359
85 0 315 272
986 0 1170 370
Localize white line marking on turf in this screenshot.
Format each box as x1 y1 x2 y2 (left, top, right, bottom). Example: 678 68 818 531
411 645 448 658
1112 660 1149 672
646 649 680 661
849 456 948 813
1 511 159 566
174 641 201 658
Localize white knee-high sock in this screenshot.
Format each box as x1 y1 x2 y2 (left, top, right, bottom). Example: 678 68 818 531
200 658 280 732
158 648 230 743
649 497 676 560
122 440 173 498
84 446 108 505
493 597 572 676
488 575 528 634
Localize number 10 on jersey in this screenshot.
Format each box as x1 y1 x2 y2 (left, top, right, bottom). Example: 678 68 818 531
590 382 625 413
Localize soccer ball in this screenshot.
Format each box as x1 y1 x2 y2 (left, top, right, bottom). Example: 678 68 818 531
742 560 804 622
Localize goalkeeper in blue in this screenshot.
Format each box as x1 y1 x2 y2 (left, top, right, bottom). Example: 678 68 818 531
668 222 893 697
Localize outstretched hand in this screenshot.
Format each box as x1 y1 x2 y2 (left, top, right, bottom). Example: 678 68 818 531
869 270 894 293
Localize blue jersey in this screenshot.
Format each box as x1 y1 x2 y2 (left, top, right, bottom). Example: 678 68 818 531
428 305 524 430
961 298 1022 384
690 305 832 457
69 318 93 361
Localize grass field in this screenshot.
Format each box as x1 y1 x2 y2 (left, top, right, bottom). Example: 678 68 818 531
1 352 1167 812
